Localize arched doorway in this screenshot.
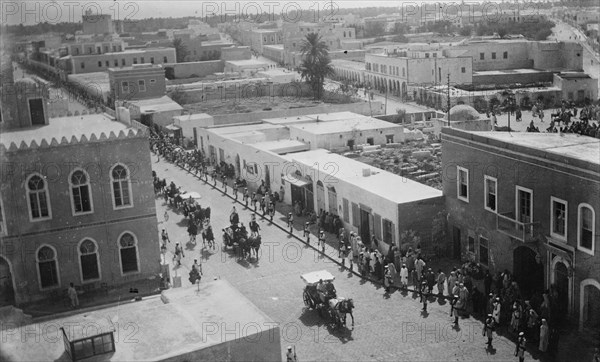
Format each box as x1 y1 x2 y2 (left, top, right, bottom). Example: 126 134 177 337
552 259 570 317
327 186 338 215
265 164 271 191
580 279 600 332
0 256 15 306
513 246 544 299
316 180 326 215
235 155 241 178
304 175 314 213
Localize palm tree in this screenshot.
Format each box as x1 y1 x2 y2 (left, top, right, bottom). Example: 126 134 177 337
299 33 334 100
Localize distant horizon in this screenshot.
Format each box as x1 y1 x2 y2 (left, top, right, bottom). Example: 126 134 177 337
1 0 565 26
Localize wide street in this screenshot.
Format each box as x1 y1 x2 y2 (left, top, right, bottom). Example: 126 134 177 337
152 157 533 362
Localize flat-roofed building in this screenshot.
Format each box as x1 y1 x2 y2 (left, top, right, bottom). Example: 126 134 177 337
442 128 600 331
196 112 444 256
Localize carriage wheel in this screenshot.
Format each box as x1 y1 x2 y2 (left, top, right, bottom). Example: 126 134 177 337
303 291 313 309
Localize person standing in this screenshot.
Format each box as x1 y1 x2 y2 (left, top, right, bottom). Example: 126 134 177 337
286 346 296 362
233 183 238 200
483 314 495 348
346 245 354 271
515 332 527 362
492 297 501 325
161 229 170 245
287 212 294 234
268 201 275 222
303 222 311 244
538 319 549 353
421 280 428 312
450 294 460 325
318 230 326 253
243 188 249 207
399 264 409 290
384 265 393 293
437 269 446 296
68 283 79 309
174 243 184 266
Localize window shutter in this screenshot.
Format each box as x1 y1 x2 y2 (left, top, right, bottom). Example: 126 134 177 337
390 221 396 246
373 213 382 240
352 202 359 227
343 198 349 222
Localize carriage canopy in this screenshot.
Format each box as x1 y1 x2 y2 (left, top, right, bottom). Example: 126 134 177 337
301 270 335 286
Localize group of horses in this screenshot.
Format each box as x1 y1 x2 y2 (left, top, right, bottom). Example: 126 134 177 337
304 284 355 329
222 211 261 260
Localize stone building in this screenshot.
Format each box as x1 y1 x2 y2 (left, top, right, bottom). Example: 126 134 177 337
441 127 600 331
0 69 159 306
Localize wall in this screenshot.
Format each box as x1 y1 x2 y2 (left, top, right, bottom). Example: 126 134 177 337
289 126 404 150
528 42 584 71
472 71 553 86
432 118 493 137
0 136 160 305
398 197 446 255
442 128 600 321
449 42 532 71
110 67 166 101
553 74 598 102
220 47 251 61
209 101 384 125
165 60 224 79
262 46 284 63
70 48 176 74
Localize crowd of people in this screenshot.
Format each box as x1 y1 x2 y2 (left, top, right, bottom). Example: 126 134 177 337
151 125 581 361
523 101 600 138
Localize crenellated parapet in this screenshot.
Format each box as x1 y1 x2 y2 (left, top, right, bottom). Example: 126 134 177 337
0 127 146 154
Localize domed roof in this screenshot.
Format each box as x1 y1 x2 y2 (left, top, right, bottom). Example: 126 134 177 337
445 104 481 121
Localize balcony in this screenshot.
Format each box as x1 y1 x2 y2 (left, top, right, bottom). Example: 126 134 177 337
496 211 537 242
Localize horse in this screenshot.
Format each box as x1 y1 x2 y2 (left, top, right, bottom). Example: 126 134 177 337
244 234 261 260
328 297 355 328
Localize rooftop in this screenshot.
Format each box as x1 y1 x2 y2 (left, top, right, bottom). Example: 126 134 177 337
1 280 279 361
173 113 214 122
128 95 183 113
289 117 401 135
557 72 593 79
263 44 284 50
262 111 364 125
331 59 366 71
0 114 138 150
473 68 550 76
251 139 310 154
469 131 600 166
210 122 283 135
225 59 270 66
286 149 443 204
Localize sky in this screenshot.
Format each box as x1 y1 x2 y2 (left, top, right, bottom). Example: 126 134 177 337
1 0 532 26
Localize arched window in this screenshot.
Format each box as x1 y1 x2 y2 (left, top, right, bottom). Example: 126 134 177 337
70 169 93 214
79 239 100 282
111 165 132 208
37 245 59 289
27 174 51 220
119 232 139 274
578 204 595 255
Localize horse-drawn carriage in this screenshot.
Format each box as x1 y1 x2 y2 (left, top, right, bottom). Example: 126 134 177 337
222 210 261 260
301 270 355 328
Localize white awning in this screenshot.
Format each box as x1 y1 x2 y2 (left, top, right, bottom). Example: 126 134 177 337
285 174 310 187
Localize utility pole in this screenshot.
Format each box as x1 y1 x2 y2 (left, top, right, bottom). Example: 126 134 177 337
384 81 388 115
447 73 451 126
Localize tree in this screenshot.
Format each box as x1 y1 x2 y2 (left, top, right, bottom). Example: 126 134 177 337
365 21 386 37
459 26 473 37
299 33 335 100
391 34 408 43
172 38 189 63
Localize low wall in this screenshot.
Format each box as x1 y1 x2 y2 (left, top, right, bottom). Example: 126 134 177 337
165 60 225 79
211 101 383 125
473 71 553 86
161 326 281 362
375 110 444 123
